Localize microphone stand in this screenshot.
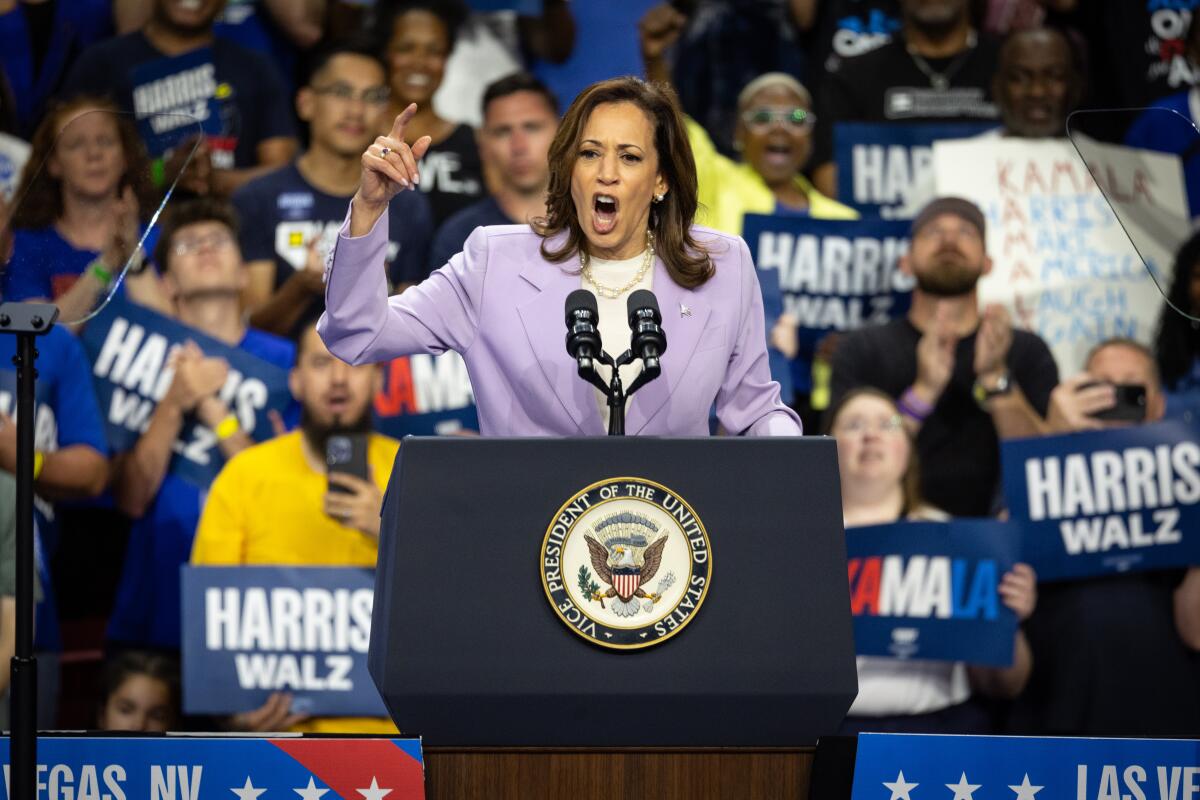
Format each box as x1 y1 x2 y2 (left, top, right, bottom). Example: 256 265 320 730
574 349 660 436
0 301 54 800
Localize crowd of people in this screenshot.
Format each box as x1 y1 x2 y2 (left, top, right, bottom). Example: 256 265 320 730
0 0 1197 738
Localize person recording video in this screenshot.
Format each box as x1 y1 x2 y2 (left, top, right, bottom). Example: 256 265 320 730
320 77 801 437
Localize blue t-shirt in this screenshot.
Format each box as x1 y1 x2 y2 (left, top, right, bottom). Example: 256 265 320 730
107 327 295 650
0 0 112 136
2 228 97 302
0 325 108 650
62 31 295 169
1 226 160 304
233 162 434 293
428 195 513 272
1125 91 1200 220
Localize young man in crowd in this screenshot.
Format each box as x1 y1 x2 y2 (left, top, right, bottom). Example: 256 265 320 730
62 0 298 196
427 72 558 270
107 197 295 652
191 321 400 733
234 41 432 334
811 0 1001 198
1014 338 1200 735
830 196 1058 516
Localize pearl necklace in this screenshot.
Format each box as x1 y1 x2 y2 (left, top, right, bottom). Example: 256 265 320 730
580 230 655 299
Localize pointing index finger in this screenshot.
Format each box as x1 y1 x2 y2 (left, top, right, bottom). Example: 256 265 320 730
390 103 418 140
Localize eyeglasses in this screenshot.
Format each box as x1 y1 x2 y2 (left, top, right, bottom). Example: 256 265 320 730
741 107 816 132
836 414 905 435
311 83 392 107
172 229 234 257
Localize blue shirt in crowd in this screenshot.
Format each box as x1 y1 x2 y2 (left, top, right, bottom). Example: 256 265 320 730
107 327 295 650
0 326 108 650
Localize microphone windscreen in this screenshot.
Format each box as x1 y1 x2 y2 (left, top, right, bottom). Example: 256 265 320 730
627 289 660 325
565 288 598 324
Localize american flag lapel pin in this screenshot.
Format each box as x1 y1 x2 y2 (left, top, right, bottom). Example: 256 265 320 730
680 303 692 318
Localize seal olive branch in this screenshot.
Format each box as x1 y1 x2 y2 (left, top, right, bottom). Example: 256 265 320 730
577 565 604 608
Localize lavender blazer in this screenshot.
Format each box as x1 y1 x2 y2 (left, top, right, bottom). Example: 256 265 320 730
318 211 802 437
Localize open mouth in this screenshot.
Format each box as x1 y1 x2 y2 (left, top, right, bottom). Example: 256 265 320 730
327 391 351 416
593 194 618 235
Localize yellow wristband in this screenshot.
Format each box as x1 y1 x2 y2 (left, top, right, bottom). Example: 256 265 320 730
33 451 44 480
214 414 240 441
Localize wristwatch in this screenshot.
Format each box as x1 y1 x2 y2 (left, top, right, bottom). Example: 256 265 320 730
973 370 1011 407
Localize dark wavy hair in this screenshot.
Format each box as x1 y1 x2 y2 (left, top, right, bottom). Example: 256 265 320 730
532 77 713 289
10 96 156 230
822 387 924 515
97 649 181 729
1153 228 1200 389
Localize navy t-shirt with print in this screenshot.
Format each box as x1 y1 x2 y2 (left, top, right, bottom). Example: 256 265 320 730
233 161 434 291
106 327 295 650
62 31 295 169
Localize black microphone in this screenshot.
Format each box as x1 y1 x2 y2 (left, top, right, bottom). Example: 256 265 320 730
565 289 602 369
627 289 667 370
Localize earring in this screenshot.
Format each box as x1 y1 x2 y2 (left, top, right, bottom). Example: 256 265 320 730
654 193 665 203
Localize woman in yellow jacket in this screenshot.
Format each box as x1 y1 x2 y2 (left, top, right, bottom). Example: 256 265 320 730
686 71 858 415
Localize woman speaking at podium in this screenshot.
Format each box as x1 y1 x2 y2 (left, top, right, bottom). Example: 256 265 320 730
318 77 801 437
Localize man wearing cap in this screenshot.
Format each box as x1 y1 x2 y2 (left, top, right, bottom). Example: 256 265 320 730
829 196 1058 517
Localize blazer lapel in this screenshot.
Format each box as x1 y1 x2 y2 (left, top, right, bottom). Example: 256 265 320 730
516 259 605 435
626 257 711 434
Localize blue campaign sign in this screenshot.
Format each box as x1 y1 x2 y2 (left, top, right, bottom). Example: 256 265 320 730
0 735 424 800
374 352 479 437
744 215 914 355
181 566 388 717
852 732 1200 800
130 47 224 158
1002 419 1200 581
845 520 1019 666
80 296 293 489
834 122 998 218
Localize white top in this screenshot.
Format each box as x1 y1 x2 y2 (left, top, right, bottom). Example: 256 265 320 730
583 250 654 427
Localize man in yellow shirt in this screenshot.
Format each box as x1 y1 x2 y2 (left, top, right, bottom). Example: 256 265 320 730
192 322 400 733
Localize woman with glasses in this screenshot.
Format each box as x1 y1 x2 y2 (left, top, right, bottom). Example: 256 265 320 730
826 387 1038 733
376 0 485 229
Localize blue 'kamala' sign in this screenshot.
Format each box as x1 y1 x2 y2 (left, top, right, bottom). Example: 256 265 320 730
845 520 1020 666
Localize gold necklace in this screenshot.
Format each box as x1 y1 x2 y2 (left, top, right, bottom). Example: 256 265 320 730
580 230 655 299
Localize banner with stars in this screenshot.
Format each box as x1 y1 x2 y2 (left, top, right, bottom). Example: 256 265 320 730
852 732 1200 800
0 736 424 799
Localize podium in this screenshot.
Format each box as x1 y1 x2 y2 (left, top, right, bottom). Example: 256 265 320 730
370 437 856 797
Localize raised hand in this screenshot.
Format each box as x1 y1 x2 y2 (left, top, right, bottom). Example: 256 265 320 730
913 301 957 405
974 303 1014 379
355 103 432 213
639 3 688 66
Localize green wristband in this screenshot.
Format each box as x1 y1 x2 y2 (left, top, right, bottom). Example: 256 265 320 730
89 259 113 286
151 157 166 188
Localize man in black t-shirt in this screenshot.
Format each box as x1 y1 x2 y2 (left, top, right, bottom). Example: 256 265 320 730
428 73 558 271
811 0 1000 198
62 0 298 197
233 42 432 338
830 197 1058 517
1013 338 1200 736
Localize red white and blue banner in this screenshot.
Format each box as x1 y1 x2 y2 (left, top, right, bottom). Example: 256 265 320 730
0 736 424 800
851 732 1200 800
845 520 1019 666
181 567 387 717
834 122 997 219
1002 419 1200 581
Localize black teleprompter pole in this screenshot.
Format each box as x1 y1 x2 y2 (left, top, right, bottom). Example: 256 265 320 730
0 301 56 800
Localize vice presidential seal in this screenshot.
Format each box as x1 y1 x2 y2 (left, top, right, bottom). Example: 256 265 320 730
540 477 712 650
